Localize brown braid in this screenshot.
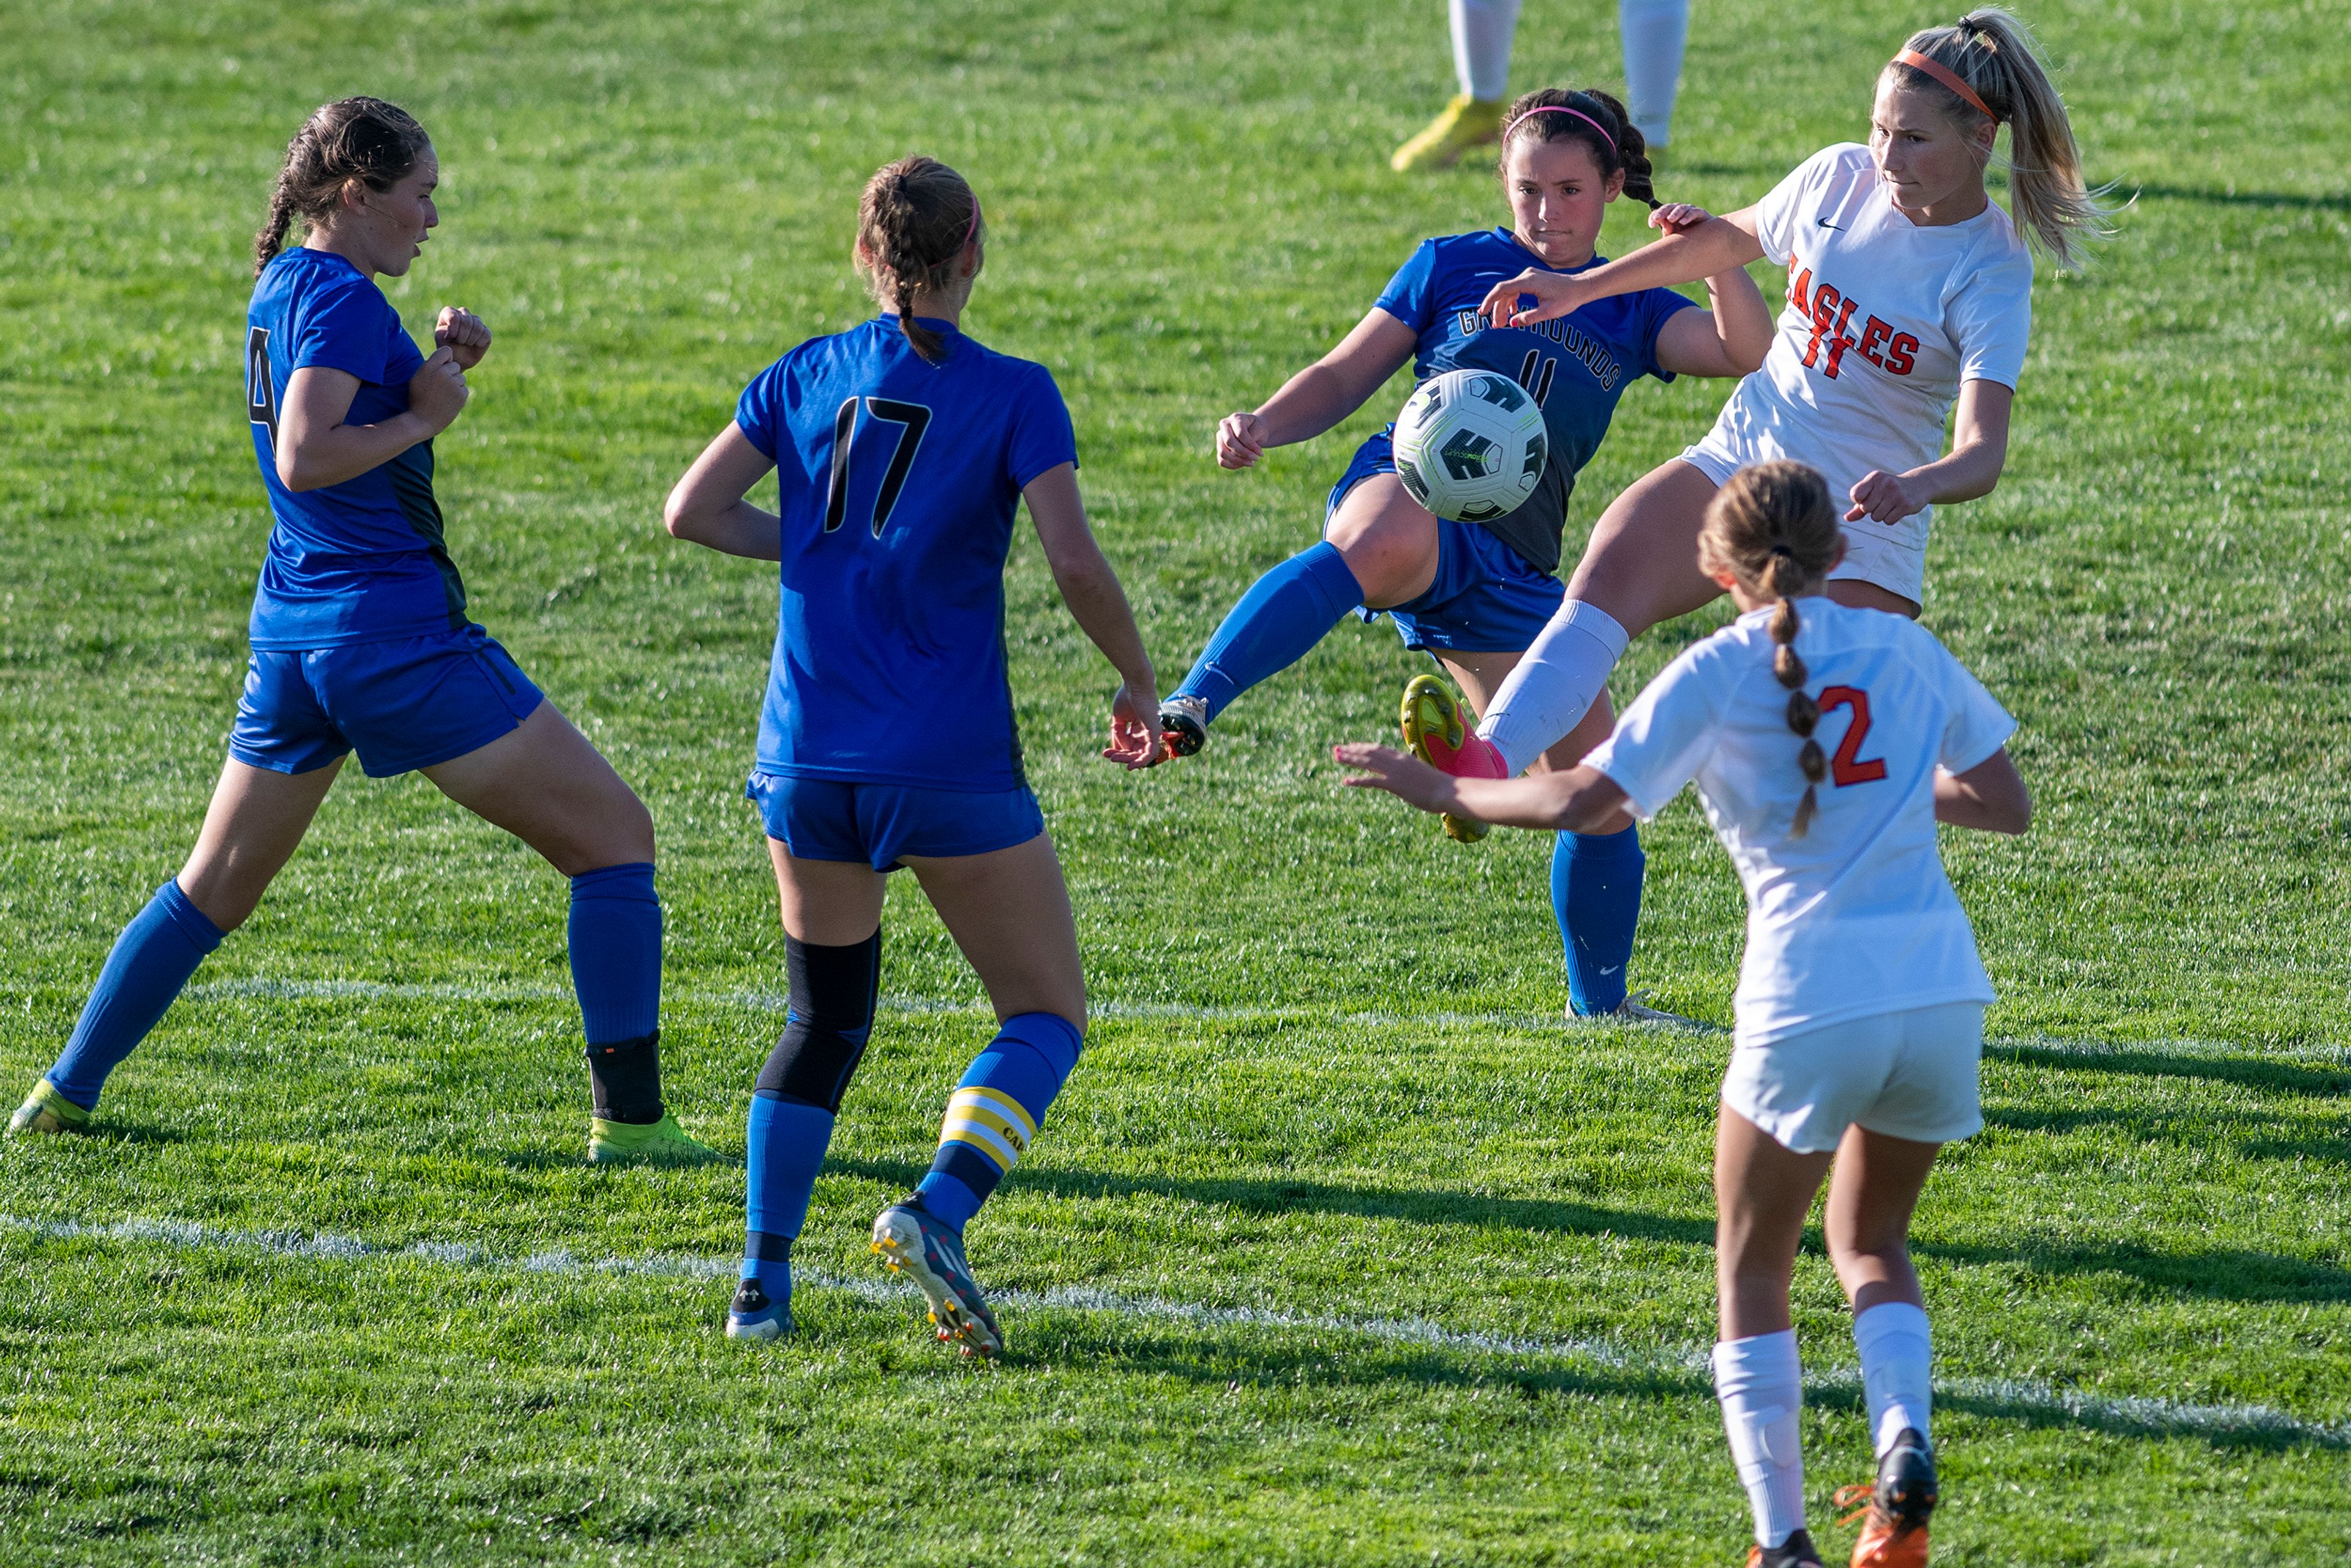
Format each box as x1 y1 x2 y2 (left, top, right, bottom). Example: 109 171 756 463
855 156 984 364
1696 461 1845 838
1496 87 1660 209
253 97 432 277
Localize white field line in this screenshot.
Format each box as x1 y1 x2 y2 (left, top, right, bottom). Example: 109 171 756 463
174 977 2351 1065
2 1211 2342 1446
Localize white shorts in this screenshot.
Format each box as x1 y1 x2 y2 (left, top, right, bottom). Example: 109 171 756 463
1721 1002 1984 1155
1678 441 1929 607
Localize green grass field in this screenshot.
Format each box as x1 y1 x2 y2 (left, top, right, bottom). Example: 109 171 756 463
4 0 2349 1560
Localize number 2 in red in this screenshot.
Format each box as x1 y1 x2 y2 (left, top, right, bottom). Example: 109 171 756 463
1816 686 1888 787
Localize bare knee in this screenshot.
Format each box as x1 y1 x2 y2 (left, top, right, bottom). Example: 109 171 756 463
1325 509 1436 607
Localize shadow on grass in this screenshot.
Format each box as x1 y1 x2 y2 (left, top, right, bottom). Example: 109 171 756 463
833 1157 2351 1305
1988 1042 2351 1098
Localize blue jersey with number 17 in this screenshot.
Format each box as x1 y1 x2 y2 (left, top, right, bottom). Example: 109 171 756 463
733 316 1079 792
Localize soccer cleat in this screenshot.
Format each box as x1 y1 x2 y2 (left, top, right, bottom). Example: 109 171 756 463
1158 694 1209 760
871 1199 1005 1358
7 1079 91 1138
1400 673 1507 842
1835 1427 1938 1567
1567 989 1711 1030
586 1111 726 1166
1390 94 1506 172
724 1277 792 1341
1746 1531 1826 1568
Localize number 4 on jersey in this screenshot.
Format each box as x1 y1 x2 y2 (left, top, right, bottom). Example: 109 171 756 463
246 327 279 445
823 396 933 538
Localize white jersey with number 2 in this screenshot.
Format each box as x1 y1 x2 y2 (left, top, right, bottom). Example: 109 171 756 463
1681 144 2034 602
1583 599 2015 1048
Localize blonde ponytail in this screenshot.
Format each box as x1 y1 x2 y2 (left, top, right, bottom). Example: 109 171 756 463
1886 8 2119 268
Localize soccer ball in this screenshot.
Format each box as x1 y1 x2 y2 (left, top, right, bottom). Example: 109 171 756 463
1390 368 1548 523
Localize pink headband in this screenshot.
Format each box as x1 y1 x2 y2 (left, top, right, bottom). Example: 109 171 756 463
963 197 981 250
1502 103 1616 151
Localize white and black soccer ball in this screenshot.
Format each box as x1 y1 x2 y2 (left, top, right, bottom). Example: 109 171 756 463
1390 368 1548 523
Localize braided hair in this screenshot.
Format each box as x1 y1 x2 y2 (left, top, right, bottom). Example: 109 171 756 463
855 156 984 364
253 97 432 277
1696 462 1845 838
1496 88 1660 209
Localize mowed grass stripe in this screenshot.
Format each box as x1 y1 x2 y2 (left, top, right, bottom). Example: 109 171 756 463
10 1209 2344 1449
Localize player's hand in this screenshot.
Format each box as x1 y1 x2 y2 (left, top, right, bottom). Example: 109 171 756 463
1477 269 1589 329
408 348 471 433
1649 202 1715 236
1332 742 1462 816
1103 680 1163 769
435 306 492 369
1217 412 1270 470
1845 469 1929 524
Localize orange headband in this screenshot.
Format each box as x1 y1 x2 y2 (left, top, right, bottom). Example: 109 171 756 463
1894 48 1996 121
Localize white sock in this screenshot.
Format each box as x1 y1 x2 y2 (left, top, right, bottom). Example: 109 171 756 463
1713 1329 1807 1549
1476 599 1629 775
1619 0 1690 146
1451 0 1523 102
1852 1302 1933 1456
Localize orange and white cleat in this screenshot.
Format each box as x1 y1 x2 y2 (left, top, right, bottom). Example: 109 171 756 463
1836 1428 1938 1567
1745 1530 1826 1567
1400 673 1507 842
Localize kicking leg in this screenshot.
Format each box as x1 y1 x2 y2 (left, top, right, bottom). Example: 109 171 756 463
12 757 339 1135
423 701 713 1163
1163 476 1433 755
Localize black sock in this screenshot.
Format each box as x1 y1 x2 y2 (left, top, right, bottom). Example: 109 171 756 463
585 1030 664 1124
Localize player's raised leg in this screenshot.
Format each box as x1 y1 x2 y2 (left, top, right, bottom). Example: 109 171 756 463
871 833 1089 1359
1392 0 1520 171
423 701 718 1166
9 756 339 1136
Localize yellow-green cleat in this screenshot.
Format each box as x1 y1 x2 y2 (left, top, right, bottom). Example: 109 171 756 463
1391 94 1505 172
587 1111 725 1166
7 1079 91 1138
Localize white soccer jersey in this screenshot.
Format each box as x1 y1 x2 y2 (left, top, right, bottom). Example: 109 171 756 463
1683 144 2034 601
1584 599 2015 1047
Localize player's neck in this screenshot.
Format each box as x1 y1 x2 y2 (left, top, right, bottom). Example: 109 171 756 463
1888 179 1990 229
893 282 974 329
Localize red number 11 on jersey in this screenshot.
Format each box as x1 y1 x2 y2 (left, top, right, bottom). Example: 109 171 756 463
1815 686 1889 787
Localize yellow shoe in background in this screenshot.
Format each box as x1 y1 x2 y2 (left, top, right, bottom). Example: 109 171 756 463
7 1079 90 1138
1390 94 1505 172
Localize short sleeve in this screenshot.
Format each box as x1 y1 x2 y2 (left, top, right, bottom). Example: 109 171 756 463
1632 285 1700 382
733 360 786 462
1930 640 2016 775
1752 144 1859 266
291 277 393 385
1006 362 1080 489
1372 239 1442 333
1948 250 2034 388
1582 644 1731 820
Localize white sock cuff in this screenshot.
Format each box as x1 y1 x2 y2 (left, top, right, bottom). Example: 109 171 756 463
1558 598 1631 662
1712 1327 1800 1390
1852 1300 1931 1355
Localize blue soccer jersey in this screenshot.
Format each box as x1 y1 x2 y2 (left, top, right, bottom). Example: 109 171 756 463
243 248 467 650
1375 228 1698 572
733 317 1080 792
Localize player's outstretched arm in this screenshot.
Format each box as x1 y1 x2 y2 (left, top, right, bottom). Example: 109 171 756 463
1217 309 1418 468
663 423 783 561
1846 380 2013 523
1933 748 2031 835
1478 208 1766 329
1333 743 1635 834
276 358 465 492
1023 463 1162 768
1651 208 1775 378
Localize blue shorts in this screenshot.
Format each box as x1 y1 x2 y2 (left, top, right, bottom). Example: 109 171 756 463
1327 431 1565 654
230 626 544 778
746 771 1046 872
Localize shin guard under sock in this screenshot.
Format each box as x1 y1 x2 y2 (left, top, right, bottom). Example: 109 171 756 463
915 1011 1084 1232
1713 1329 1807 1550
1553 826 1645 1016
1174 542 1363 724
1853 1301 1934 1456
47 879 225 1111
1478 599 1629 775
743 931 882 1296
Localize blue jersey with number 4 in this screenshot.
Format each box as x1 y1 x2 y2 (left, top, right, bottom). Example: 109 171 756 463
1375 228 1697 574
733 317 1079 792
243 247 467 650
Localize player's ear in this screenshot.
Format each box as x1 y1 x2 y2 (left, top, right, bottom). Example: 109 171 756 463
1604 167 1626 201
1829 539 1848 573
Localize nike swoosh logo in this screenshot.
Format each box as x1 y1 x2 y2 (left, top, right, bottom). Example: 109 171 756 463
1817 218 1843 230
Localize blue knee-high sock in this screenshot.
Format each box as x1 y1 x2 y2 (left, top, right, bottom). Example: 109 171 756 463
1554 827 1645 1016
47 879 225 1111
1175 542 1364 723
568 863 661 1045
915 1011 1084 1232
743 1093 836 1300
